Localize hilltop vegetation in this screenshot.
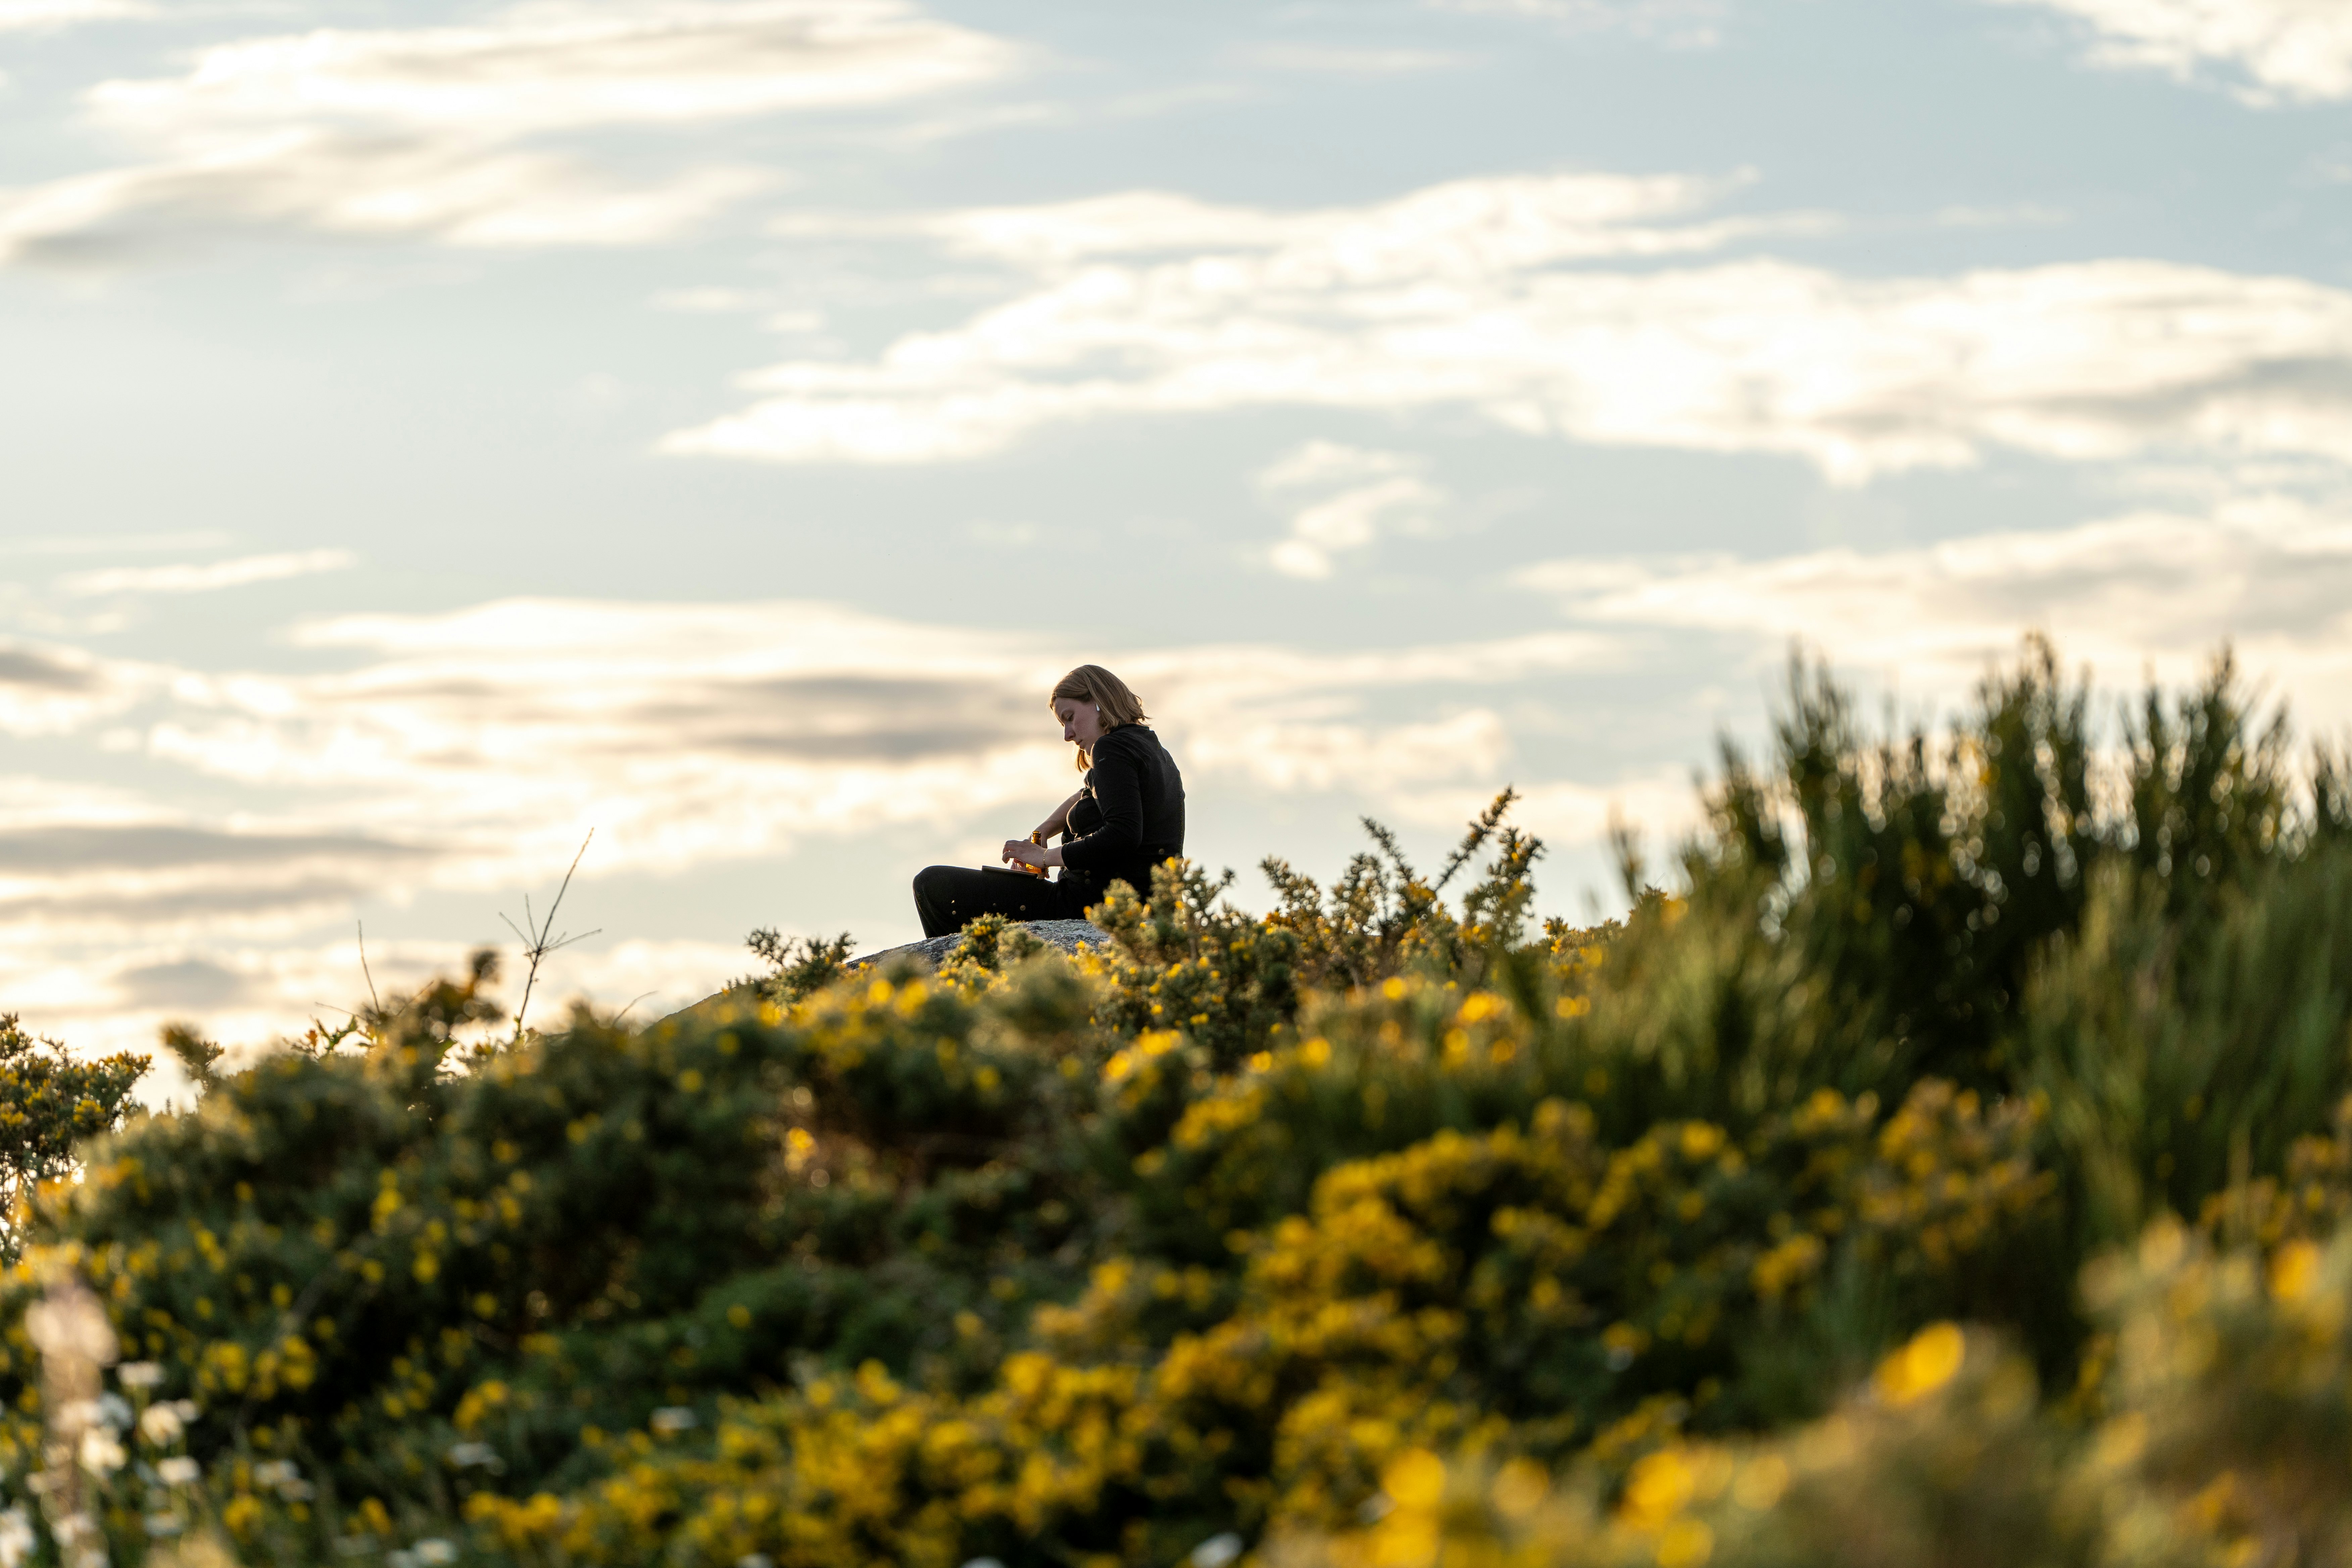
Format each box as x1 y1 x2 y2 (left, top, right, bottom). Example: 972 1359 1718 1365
6 639 2352 1568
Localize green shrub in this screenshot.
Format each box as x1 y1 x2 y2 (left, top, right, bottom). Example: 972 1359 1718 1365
6 639 2352 1568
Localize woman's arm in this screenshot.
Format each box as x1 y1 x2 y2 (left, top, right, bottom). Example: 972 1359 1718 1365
1004 788 1087 870
1033 790 1083 841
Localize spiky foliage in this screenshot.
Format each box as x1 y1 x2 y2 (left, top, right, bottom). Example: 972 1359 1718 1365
4 640 2352 1568
0 1016 146 1261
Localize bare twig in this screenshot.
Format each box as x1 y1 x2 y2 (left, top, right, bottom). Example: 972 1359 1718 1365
614 990 656 1022
502 830 601 1042
357 919 381 1013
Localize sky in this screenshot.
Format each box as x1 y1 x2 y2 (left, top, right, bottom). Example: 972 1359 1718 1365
5 0 2351 1075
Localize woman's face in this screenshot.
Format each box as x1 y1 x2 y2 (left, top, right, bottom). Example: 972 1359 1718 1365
1055 698 1104 750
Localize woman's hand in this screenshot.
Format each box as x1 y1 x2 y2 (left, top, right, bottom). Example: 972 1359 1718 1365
1002 838 1062 870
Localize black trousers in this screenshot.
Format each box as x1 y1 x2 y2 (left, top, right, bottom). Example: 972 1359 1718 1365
912 866 1088 939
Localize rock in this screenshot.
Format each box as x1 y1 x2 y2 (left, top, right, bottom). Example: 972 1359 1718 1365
659 919 1113 1031
849 918 1111 969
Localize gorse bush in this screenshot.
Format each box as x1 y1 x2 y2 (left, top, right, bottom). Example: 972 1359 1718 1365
0 1016 146 1263
7 638 2352 1568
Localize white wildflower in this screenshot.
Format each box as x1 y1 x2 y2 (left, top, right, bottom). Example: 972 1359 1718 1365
115 1363 164 1391
96 1394 132 1431
142 1515 183 1538
414 1540 458 1566
737 1556 775 1568
445 1442 497 1469
155 1457 200 1487
648 1406 697 1434
0 1508 33 1568
1191 1535 1244 1568
254 1459 311 1500
77 1428 125 1476
137 1404 183 1446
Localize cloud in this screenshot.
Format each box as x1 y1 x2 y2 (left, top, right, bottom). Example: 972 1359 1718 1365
0 644 97 693
1393 765 1706 847
113 957 252 1009
669 175 2352 483
1256 442 1446 579
783 169 1764 272
0 823 429 874
2 139 775 263
0 817 445 941
1519 489 2352 727
1987 0 2352 103
1183 709 1513 793
0 637 139 733
1 0 1016 263
86 2 1015 141
59 549 356 597
0 0 146 32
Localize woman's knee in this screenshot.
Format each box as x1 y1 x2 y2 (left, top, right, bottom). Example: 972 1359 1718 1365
912 865 965 919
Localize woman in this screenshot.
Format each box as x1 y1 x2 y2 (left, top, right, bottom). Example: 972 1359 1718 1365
912 664 1186 939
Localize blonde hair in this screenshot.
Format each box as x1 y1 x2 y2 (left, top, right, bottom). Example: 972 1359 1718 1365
1050 664 1148 771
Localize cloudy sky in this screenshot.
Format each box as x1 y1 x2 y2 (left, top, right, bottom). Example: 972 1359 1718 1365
5 0 2350 1065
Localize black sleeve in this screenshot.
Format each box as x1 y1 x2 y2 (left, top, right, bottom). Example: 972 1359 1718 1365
1059 735 1141 870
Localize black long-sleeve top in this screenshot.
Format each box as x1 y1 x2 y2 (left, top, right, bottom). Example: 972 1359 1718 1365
1059 725 1185 903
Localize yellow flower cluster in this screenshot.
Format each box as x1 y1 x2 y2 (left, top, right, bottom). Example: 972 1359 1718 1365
448 974 2057 1568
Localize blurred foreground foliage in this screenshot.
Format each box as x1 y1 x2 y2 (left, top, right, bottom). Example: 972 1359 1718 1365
7 638 2352 1568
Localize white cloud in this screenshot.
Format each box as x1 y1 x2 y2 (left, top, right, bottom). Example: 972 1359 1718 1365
0 0 144 31
1257 442 1445 579
1519 490 2352 727
0 638 142 735
1394 766 1706 848
798 169 1766 272
1184 709 1512 793
670 175 2352 482
1 138 774 260
1988 0 2352 103
86 2 1016 141
1 0 1015 263
59 549 356 597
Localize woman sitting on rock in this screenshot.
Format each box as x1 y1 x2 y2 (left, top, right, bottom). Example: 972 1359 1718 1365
912 664 1186 939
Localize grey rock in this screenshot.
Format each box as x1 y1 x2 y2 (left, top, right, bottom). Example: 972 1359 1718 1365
850 918 1111 969
661 919 1112 1032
